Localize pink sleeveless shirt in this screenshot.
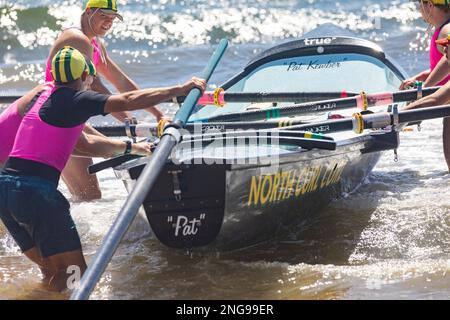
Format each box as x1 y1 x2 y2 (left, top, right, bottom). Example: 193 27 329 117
9 88 85 172
430 25 450 86
0 83 54 163
0 101 21 163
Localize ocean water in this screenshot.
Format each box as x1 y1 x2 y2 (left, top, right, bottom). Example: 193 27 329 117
1 0 450 300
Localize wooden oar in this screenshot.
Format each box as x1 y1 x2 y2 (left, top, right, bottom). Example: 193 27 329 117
0 86 436 108
70 39 228 300
91 104 422 138
89 87 438 134
0 91 354 106
192 86 442 123
179 103 450 136
177 90 358 105
88 103 450 177
92 120 326 138
175 103 450 137
284 103 450 134
182 135 336 150
88 130 335 174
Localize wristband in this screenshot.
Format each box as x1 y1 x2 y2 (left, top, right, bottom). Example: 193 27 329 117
124 140 132 154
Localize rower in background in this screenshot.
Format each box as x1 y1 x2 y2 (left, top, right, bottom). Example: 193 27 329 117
400 0 450 171
0 47 205 292
403 33 450 169
46 0 165 201
400 0 450 89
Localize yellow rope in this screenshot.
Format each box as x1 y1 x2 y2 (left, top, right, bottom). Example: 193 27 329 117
353 112 364 134
157 118 169 137
360 91 368 111
213 87 225 107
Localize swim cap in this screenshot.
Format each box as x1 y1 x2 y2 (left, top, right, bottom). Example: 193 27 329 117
86 58 97 77
85 0 123 21
51 46 88 83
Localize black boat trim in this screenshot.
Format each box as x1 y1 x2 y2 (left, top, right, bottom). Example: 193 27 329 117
180 135 337 151
88 154 143 174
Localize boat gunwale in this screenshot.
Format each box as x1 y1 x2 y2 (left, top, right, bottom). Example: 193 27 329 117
113 132 379 174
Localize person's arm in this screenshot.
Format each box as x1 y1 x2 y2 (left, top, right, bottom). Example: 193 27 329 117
72 132 152 158
403 82 450 110
89 75 133 122
424 57 450 87
104 77 206 114
15 84 48 116
82 123 107 137
399 70 431 90
424 27 450 87
73 131 125 157
60 78 204 132
97 48 164 121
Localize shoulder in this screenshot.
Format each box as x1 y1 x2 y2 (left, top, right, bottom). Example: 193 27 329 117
60 28 90 43
74 90 109 100
15 84 49 114
49 87 77 102
44 87 108 109
73 90 110 106
439 24 450 37
50 29 92 59
21 83 51 102
59 29 91 50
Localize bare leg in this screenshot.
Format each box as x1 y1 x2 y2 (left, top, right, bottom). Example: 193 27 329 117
41 249 87 292
443 118 450 171
23 247 52 283
61 156 102 201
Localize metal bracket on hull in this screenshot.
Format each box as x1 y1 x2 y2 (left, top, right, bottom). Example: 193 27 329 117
124 118 136 143
361 130 400 155
170 170 183 202
392 104 399 162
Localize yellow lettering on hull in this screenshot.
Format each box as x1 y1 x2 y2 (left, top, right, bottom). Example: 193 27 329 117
247 161 348 207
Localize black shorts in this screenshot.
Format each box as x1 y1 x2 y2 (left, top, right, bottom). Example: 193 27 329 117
0 174 82 258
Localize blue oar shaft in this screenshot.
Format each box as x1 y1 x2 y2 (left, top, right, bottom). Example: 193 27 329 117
70 39 228 300
70 137 175 300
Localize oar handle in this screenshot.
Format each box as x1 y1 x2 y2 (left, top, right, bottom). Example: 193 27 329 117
92 123 158 138
175 39 228 125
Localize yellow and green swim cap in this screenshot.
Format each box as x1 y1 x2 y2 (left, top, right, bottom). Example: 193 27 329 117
417 0 450 5
51 46 89 83
85 0 123 21
86 59 97 78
